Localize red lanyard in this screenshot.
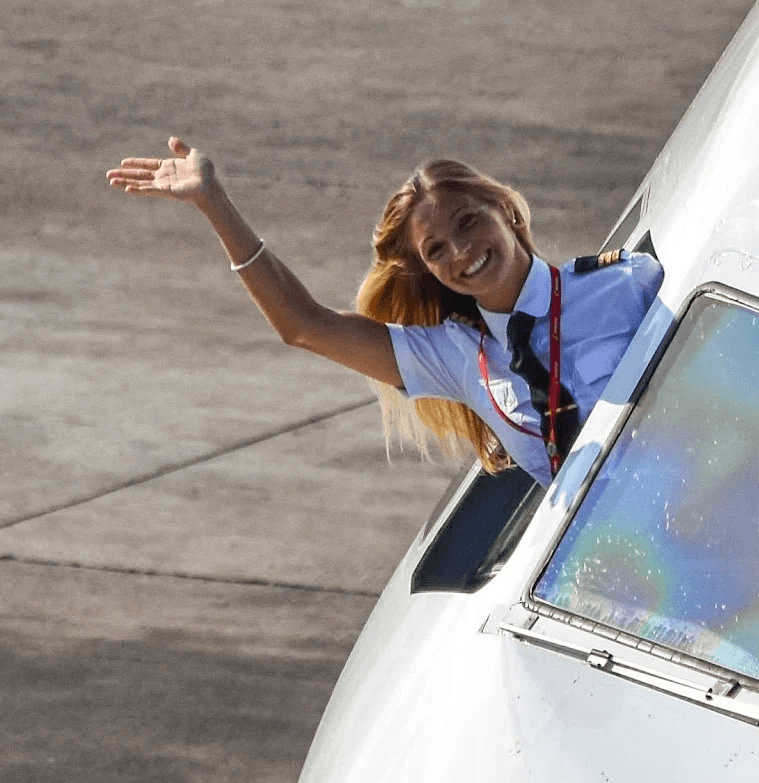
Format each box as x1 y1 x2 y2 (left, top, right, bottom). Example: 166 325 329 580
478 265 563 476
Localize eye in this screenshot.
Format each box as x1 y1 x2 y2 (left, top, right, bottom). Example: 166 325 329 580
459 212 478 231
427 242 444 259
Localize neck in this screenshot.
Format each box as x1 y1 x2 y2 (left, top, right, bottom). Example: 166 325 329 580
477 251 533 313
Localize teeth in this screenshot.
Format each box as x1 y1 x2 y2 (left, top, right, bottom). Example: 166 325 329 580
464 252 488 276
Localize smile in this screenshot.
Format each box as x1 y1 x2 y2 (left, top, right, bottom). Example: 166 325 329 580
462 251 490 277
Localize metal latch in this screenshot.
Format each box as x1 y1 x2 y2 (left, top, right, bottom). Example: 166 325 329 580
587 649 613 671
496 616 759 724
706 680 741 701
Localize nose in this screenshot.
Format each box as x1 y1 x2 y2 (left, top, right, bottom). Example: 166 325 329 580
451 238 472 260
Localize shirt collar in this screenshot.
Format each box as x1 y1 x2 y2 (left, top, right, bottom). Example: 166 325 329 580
477 255 552 338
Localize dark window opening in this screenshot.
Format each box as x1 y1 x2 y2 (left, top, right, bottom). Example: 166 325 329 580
412 466 545 594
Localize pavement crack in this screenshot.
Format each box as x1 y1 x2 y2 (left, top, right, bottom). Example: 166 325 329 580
0 554 382 597
2 396 378 530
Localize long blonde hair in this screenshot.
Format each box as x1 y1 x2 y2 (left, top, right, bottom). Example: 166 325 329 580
355 159 538 474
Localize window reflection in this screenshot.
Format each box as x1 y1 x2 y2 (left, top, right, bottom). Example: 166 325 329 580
534 294 759 679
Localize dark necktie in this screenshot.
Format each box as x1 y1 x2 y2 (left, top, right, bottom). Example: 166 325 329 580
506 311 581 467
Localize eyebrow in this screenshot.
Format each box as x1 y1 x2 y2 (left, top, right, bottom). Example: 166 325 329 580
418 203 477 253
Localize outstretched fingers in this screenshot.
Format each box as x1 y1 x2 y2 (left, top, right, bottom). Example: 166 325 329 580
107 178 149 195
119 157 162 170
106 138 203 201
107 157 163 196
107 169 162 197
107 167 156 181
120 183 166 197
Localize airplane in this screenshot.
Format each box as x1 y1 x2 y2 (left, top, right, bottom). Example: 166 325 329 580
299 3 759 780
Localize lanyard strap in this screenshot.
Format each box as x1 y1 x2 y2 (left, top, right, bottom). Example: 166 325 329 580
546 264 563 476
478 264 564 476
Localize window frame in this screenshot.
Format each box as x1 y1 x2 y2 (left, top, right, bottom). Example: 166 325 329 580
520 281 759 687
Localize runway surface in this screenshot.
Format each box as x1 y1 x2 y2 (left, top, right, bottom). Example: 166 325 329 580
1 1 755 780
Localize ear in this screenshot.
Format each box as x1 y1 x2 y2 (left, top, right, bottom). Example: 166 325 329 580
511 222 533 257
510 206 524 227
496 198 518 228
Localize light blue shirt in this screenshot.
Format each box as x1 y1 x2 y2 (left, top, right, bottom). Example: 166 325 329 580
387 252 664 486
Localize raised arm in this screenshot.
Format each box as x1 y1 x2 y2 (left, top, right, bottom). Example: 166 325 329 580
106 138 403 387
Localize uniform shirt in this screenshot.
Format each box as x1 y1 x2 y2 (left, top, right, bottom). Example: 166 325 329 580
387 252 664 487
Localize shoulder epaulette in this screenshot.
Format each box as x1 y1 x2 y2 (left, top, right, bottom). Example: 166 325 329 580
449 312 486 330
574 248 629 274
449 313 493 338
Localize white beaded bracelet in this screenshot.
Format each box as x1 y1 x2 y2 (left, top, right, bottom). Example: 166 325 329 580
230 239 266 272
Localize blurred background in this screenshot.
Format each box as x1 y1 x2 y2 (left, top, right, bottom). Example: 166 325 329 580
0 0 754 780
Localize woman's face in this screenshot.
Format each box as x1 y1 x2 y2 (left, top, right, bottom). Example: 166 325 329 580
407 189 532 313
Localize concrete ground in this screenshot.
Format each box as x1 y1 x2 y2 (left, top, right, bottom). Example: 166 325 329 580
1 0 754 780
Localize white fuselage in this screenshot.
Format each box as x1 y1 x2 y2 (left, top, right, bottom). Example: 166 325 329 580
300 4 759 780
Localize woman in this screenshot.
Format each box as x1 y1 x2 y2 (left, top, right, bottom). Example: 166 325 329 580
107 137 663 486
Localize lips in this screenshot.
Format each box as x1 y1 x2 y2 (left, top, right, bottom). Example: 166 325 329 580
461 250 490 278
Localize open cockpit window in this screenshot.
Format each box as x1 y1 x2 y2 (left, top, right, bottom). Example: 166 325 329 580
413 466 545 593
532 290 759 680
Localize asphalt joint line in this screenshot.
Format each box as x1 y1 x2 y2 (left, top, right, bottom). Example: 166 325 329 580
0 554 382 598
2 396 378 530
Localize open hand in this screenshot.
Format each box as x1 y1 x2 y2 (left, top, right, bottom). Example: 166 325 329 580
106 137 215 204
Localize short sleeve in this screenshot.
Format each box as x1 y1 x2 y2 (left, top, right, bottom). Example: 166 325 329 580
386 322 468 401
627 251 664 312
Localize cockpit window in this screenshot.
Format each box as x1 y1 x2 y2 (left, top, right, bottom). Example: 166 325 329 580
413 465 544 593
533 291 759 680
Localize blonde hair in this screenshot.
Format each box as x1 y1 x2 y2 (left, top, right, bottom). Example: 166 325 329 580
355 160 538 474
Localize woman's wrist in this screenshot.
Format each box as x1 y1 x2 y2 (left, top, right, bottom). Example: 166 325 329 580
194 175 228 216
195 178 265 270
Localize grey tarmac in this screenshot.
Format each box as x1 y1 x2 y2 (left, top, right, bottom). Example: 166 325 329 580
0 0 754 780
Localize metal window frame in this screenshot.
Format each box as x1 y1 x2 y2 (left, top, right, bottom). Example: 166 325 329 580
521 281 759 688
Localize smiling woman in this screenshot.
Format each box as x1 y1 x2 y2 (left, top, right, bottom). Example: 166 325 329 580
406 191 532 313
106 140 663 485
